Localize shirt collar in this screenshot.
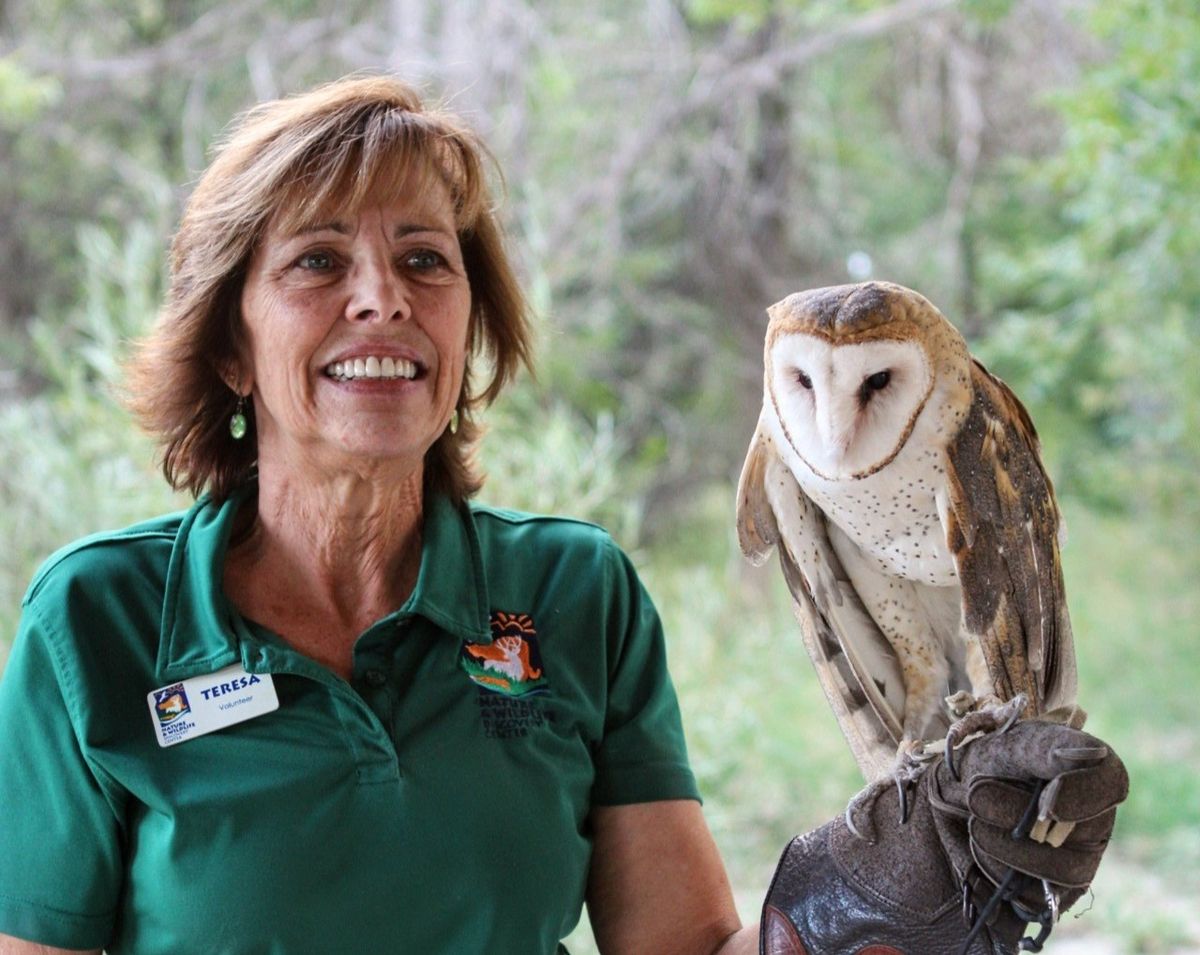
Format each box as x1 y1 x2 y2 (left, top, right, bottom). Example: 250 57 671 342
157 485 492 681
400 492 492 644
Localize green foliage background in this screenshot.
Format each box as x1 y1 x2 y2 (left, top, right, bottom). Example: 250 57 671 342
1 0 1198 951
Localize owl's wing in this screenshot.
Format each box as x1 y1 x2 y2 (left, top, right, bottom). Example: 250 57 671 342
738 417 906 780
941 360 1078 716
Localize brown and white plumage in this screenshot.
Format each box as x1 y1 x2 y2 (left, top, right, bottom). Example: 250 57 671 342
737 281 1077 781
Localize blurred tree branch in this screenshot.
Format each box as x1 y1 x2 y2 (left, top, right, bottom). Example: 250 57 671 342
18 0 275 82
4 0 1178 536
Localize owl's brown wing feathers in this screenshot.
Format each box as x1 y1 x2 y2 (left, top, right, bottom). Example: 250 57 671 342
943 360 1077 716
738 419 905 780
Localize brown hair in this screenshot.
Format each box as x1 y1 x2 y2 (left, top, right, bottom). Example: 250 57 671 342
125 74 533 504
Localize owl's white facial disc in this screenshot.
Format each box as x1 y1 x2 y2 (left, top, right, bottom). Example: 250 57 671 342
769 334 933 479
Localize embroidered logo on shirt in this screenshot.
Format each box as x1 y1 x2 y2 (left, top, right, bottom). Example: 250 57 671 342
152 683 191 724
460 612 550 700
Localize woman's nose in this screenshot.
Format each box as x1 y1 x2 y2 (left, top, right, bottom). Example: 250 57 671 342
345 257 411 323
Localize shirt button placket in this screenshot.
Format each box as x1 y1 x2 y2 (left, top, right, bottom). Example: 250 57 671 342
359 667 392 724
355 665 401 774
364 668 388 689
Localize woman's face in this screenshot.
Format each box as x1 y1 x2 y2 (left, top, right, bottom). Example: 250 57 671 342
238 179 472 482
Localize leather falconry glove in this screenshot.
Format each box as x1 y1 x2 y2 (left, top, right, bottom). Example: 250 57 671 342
761 713 1129 955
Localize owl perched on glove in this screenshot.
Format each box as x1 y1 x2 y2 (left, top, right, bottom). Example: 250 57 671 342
737 281 1079 781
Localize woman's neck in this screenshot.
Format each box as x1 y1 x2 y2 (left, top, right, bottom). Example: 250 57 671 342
224 460 426 669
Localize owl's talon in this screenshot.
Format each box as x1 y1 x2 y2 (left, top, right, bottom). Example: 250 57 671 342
999 697 1025 735
844 790 876 845
896 775 911 825
844 804 868 843
889 744 932 825
945 733 961 782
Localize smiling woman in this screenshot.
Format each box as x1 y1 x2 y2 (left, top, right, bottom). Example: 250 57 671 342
238 194 472 487
0 75 751 955
123 76 529 504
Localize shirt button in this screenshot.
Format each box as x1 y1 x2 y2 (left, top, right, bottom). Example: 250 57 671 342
363 668 388 688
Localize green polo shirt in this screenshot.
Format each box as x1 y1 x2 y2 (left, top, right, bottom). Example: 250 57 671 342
0 487 698 953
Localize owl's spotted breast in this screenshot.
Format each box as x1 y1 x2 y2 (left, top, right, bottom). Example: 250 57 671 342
800 457 957 587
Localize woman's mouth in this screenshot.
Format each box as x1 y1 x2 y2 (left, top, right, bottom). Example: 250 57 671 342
324 356 421 381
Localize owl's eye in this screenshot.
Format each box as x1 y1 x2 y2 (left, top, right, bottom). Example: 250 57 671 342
864 370 891 392
795 370 813 390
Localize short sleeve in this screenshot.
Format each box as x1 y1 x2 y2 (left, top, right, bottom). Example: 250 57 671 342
589 542 700 806
0 599 122 949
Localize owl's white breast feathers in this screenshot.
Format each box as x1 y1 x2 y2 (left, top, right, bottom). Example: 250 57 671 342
764 404 959 587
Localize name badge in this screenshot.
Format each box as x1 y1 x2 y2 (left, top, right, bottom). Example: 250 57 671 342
147 663 279 748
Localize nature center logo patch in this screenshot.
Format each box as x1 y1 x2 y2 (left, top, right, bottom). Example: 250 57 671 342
460 612 550 699
153 683 191 724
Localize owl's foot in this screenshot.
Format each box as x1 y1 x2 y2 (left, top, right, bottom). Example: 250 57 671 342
845 741 937 842
847 696 1027 842
943 693 1027 781
945 690 977 719
944 689 1005 720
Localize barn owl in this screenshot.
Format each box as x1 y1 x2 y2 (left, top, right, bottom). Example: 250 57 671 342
737 281 1078 781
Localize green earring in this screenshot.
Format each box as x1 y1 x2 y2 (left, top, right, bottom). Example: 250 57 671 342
230 395 248 440
448 408 460 435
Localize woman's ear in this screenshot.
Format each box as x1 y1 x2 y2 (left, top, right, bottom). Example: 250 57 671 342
217 357 251 396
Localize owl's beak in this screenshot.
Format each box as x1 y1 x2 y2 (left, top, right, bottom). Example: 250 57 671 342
816 398 856 462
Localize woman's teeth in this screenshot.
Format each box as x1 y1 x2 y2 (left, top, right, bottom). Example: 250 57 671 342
325 356 418 381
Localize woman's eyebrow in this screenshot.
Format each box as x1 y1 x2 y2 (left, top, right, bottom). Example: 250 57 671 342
283 222 451 239
394 223 453 238
285 221 352 238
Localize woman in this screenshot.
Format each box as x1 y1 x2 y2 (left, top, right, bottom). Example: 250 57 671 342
0 75 1126 955
0 76 752 954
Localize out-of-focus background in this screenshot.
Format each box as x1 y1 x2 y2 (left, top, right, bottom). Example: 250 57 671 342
1 0 1197 951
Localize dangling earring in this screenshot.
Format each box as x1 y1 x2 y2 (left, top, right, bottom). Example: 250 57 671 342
229 394 249 440
448 408 460 435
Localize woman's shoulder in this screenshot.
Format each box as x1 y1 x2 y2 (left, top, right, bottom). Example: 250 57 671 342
464 501 650 603
23 508 189 608
468 500 608 531
467 500 621 555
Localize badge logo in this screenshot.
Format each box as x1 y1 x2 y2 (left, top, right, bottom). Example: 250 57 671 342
152 683 191 724
460 612 550 699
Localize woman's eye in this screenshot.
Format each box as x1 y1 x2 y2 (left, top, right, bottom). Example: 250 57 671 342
405 249 446 271
296 250 334 270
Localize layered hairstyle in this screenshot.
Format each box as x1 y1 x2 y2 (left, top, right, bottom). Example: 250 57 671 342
125 74 533 504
